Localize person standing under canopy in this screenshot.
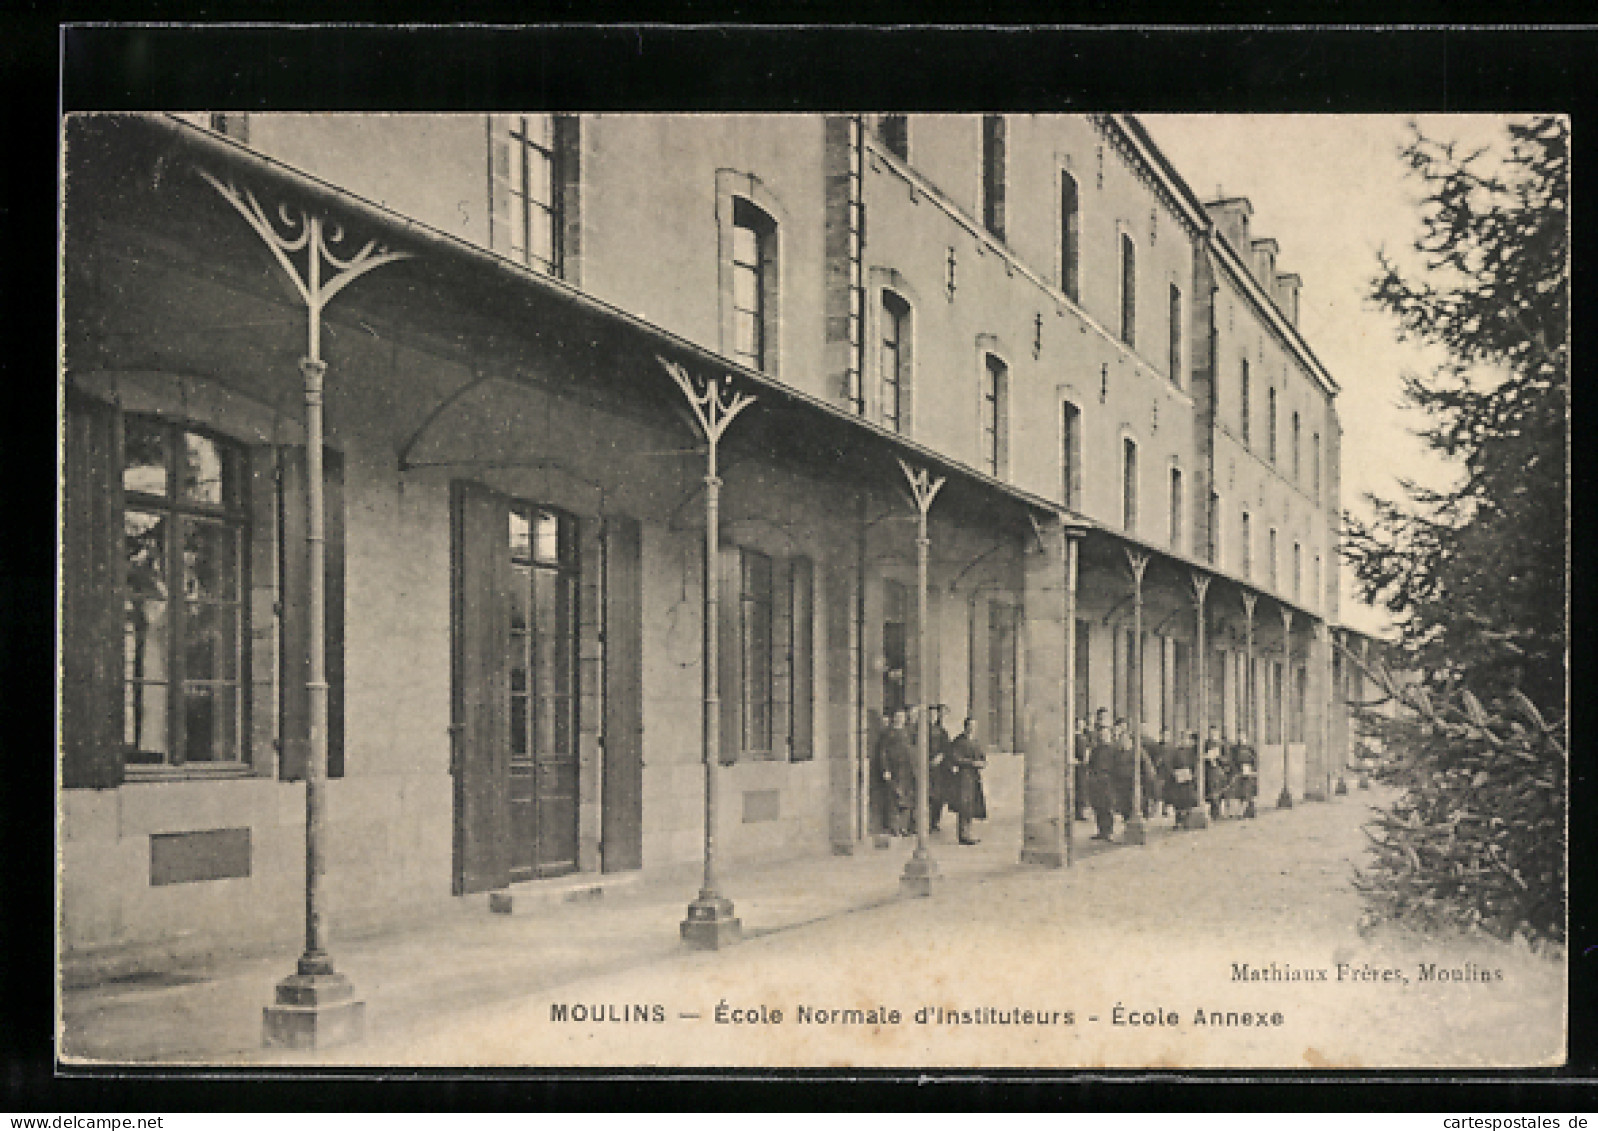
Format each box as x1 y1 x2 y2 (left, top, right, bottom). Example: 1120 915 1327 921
947 715 987 845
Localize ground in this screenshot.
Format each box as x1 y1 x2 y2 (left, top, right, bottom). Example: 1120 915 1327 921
60 786 1565 1070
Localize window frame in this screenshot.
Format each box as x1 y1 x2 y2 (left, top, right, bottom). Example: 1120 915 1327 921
1060 397 1083 510
1121 435 1140 534
879 289 911 433
981 114 1007 240
980 352 1009 478
1168 463 1184 552
1240 358 1252 445
739 547 776 759
120 416 253 772
1119 232 1137 347
1168 282 1184 387
1059 169 1080 302
1268 385 1279 465
1241 508 1253 579
506 114 563 276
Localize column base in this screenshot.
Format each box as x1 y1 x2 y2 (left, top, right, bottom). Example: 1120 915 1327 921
262 970 365 1050
899 850 940 898
681 892 741 949
1122 816 1147 845
1277 788 1294 809
1358 775 1371 790
1335 777 1349 795
1019 846 1066 868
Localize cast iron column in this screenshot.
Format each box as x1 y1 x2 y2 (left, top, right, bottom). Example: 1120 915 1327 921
1123 548 1149 846
662 359 755 948
1062 521 1088 864
1188 573 1212 830
898 459 944 897
1277 605 1295 809
200 175 412 1050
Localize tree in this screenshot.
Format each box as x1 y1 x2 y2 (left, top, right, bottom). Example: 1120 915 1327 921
1344 116 1567 947
1346 116 1567 716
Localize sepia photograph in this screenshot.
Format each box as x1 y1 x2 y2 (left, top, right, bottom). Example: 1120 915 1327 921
54 31 1570 1076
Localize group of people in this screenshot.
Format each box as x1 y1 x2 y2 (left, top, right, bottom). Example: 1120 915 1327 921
872 705 987 845
1072 709 1261 842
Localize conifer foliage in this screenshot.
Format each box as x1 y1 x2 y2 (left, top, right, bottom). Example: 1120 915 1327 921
1346 117 1567 946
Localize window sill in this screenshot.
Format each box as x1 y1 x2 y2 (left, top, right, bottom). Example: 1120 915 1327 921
122 763 260 784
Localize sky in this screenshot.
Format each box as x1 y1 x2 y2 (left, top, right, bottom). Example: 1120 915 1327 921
1139 114 1517 638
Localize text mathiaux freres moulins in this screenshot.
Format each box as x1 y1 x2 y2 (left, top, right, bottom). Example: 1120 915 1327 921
1231 961 1504 985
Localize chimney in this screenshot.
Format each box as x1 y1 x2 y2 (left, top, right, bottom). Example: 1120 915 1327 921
1274 273 1302 326
1250 238 1278 291
1203 196 1253 259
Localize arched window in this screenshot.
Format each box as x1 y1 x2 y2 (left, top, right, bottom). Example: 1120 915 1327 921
880 291 911 432
1168 283 1183 386
1060 399 1082 509
982 353 1008 477
1060 171 1080 302
730 197 779 372
1240 359 1252 444
1122 436 1139 533
1241 509 1253 578
981 115 1006 239
1268 386 1278 464
1169 465 1184 550
1120 233 1137 346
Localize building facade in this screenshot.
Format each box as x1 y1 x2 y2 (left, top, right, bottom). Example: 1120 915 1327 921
60 112 1351 972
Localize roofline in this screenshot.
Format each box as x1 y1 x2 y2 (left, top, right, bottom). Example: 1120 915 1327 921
1113 114 1342 399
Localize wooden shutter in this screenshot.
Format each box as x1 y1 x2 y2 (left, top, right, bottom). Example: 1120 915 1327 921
718 543 741 764
790 556 814 762
61 389 125 790
451 479 512 895
278 446 345 781
601 516 643 872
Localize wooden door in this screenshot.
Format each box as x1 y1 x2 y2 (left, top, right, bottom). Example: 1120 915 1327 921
451 480 512 895
601 516 644 872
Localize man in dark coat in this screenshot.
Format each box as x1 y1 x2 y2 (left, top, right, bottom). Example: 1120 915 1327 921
947 716 987 845
1113 720 1159 824
874 709 912 836
1072 716 1092 822
1168 730 1201 824
1230 732 1260 818
1202 725 1229 820
1145 727 1174 818
1087 716 1118 840
927 704 955 834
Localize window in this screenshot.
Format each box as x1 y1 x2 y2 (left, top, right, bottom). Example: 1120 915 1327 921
988 600 1018 752
1268 386 1279 464
1060 400 1082 509
1120 234 1137 346
982 353 1008 477
1312 431 1322 501
981 115 1006 239
1122 437 1139 533
729 548 813 762
502 114 564 276
1169 465 1184 550
1240 359 1252 444
1314 554 1322 609
1269 527 1279 590
880 290 910 432
63 389 347 789
731 198 778 372
1293 541 1303 601
1060 172 1080 302
1210 492 1225 567
1168 284 1183 386
121 418 249 767
879 114 909 161
740 549 775 756
787 557 814 761
508 505 580 801
1292 411 1302 482
1241 510 1253 578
